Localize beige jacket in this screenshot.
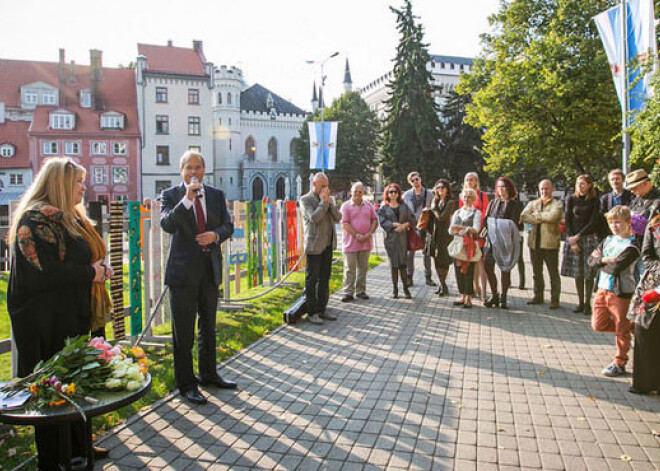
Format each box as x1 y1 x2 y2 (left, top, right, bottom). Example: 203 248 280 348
520 198 563 250
300 191 341 255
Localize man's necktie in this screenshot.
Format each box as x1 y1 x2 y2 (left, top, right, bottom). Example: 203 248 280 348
194 197 206 234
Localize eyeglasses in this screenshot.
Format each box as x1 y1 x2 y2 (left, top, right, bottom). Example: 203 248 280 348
412 178 421 182
388 190 399 194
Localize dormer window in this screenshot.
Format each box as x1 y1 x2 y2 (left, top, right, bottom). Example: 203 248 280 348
100 112 124 130
266 94 274 108
0 144 15 158
24 91 38 105
43 91 57 105
50 110 75 130
80 90 92 108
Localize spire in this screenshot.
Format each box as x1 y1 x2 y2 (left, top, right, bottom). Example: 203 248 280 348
318 87 325 109
311 81 319 112
343 58 353 92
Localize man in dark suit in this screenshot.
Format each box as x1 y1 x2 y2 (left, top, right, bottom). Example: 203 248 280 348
161 151 235 405
601 169 633 213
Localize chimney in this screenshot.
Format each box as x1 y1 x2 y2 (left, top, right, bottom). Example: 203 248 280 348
0 102 5 124
58 49 66 88
167 40 173 47
68 60 76 85
193 40 203 53
89 49 104 111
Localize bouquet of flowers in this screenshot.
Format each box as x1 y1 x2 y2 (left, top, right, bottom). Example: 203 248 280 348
1 336 148 414
631 214 648 237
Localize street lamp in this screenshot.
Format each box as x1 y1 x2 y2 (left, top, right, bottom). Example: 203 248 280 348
306 51 339 171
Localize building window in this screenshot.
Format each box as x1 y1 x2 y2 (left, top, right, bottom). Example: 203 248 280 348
156 146 169 165
217 93 222 105
91 141 107 155
113 142 127 155
276 177 286 200
156 115 169 134
24 91 38 105
230 177 233 185
101 114 124 130
80 90 91 108
156 87 168 103
227 93 232 105
218 117 222 126
9 173 24 186
43 141 58 155
188 146 201 153
0 144 15 158
228 118 232 125
155 180 171 195
42 92 57 105
188 117 201 135
188 89 199 105
50 113 74 130
64 141 80 155
93 166 109 184
114 194 129 202
112 167 129 184
245 136 255 159
229 139 232 151
268 137 278 162
290 139 296 157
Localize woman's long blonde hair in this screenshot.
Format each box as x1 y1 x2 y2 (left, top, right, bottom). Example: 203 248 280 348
464 172 480 191
8 157 87 245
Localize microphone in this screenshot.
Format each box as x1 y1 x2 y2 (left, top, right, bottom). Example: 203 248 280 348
190 176 203 199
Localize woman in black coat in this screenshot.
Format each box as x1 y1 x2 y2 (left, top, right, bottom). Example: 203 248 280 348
8 158 110 470
424 179 455 297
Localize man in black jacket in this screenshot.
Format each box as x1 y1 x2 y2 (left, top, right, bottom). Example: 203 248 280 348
601 169 633 214
625 168 660 281
161 151 235 405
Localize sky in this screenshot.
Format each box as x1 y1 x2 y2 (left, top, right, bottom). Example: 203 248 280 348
1 0 500 110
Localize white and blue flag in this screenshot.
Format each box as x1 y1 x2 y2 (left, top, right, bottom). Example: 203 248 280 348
308 121 338 170
594 0 657 118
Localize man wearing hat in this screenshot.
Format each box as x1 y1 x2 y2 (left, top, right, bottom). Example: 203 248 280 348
625 169 660 280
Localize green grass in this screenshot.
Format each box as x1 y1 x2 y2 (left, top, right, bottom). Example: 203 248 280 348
0 253 383 469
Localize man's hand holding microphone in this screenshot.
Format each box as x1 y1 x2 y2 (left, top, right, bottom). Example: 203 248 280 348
188 176 217 248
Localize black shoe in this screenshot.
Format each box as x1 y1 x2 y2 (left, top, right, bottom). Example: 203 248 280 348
197 376 237 389
320 312 338 321
403 287 412 299
572 304 584 313
184 388 208 404
462 302 472 309
527 298 543 305
519 285 526 290
356 293 369 300
392 290 399 299
341 295 354 303
500 294 508 309
434 286 443 295
484 294 500 308
426 277 437 286
583 304 591 316
93 446 109 460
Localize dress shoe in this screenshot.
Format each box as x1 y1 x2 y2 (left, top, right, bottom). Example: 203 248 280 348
93 446 109 459
425 277 437 286
341 295 354 303
484 293 500 308
356 293 370 300
183 388 207 405
527 298 543 305
198 375 237 389
320 312 338 321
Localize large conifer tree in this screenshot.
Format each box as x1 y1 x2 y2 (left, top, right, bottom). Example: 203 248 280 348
380 0 444 186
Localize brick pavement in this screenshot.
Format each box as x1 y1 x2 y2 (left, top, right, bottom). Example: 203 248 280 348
97 250 660 470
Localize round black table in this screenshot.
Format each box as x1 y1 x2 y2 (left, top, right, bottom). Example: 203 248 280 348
0 374 151 470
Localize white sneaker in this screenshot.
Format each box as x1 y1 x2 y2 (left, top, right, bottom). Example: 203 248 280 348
602 362 626 377
307 313 324 325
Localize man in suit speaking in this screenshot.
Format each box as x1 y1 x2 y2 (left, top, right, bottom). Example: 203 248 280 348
161 151 236 405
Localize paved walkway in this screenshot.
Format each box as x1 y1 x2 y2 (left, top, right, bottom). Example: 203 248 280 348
97 251 660 470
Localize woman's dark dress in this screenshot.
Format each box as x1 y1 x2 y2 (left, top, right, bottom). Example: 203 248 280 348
8 207 95 470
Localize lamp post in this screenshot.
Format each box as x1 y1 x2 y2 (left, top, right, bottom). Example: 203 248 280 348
306 51 339 171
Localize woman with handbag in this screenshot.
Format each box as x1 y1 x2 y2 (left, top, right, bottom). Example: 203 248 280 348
483 177 524 309
378 183 415 299
449 188 482 308
424 179 455 297
461 172 489 301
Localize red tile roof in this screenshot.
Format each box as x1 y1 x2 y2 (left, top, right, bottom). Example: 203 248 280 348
0 120 31 168
138 43 207 76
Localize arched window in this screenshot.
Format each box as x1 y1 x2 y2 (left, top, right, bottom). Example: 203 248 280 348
245 136 255 160
276 177 286 200
217 93 222 105
268 137 277 162
227 93 232 105
289 139 296 158
252 176 264 201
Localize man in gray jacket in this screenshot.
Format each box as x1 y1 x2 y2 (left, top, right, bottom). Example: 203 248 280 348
403 171 435 286
300 172 342 324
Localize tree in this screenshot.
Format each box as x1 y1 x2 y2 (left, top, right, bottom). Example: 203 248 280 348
439 91 489 186
380 0 444 186
460 0 621 186
293 91 380 194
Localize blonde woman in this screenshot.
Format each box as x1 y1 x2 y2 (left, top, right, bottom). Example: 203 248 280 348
460 172 489 300
8 157 112 469
449 188 482 308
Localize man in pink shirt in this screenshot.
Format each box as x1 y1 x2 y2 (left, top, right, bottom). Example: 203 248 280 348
341 182 379 302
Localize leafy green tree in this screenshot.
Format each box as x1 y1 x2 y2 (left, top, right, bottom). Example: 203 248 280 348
380 0 445 186
293 91 380 194
460 0 621 185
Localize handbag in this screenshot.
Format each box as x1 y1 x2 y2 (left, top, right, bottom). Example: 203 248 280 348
417 209 431 231
448 235 482 262
407 229 425 251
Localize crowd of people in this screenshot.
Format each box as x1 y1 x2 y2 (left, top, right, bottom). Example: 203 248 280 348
300 168 660 398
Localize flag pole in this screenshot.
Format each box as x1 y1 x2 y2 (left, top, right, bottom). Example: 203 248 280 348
621 0 631 174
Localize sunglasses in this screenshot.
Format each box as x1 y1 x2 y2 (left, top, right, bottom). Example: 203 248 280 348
412 178 421 182
388 190 399 194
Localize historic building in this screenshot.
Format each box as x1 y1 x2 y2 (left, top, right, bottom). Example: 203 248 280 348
0 49 141 207
359 54 473 120
136 41 215 199
213 65 306 201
